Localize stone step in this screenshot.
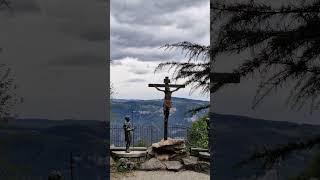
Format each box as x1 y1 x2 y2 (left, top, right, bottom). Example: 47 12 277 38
198 152 210 161
111 151 146 158
190 147 209 156
110 146 147 151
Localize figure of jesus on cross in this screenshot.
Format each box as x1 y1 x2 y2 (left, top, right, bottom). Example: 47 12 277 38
148 77 185 140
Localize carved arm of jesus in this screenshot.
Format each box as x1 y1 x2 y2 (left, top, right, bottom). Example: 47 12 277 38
170 87 182 93
154 87 165 92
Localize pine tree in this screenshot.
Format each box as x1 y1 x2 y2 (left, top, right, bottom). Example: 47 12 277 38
0 65 20 123
0 0 19 123
156 0 320 171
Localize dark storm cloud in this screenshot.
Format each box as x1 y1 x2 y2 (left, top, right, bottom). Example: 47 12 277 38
111 27 160 48
0 0 40 16
31 0 109 44
81 29 108 41
111 0 208 25
1 0 41 14
49 54 106 67
126 78 146 83
12 0 41 13
1 0 108 120
110 47 177 62
128 68 150 75
111 0 209 61
59 19 108 42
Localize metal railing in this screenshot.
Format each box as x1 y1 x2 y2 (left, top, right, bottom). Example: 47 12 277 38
110 125 188 147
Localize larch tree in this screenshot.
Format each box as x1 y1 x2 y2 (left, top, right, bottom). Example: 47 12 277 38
0 0 20 123
155 0 320 172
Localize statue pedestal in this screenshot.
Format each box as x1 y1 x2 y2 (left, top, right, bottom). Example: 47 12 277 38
111 149 147 162
110 146 147 151
111 151 146 158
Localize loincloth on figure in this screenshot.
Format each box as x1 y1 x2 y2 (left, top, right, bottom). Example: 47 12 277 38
163 99 172 109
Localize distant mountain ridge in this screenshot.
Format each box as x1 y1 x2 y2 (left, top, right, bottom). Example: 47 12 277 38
113 97 209 103
211 113 320 179
0 97 317 179
112 98 320 179
111 97 209 127
0 119 107 179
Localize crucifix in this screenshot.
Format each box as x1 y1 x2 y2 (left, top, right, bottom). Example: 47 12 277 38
148 77 185 140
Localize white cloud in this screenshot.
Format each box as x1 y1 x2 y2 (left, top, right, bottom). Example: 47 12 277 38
111 58 209 101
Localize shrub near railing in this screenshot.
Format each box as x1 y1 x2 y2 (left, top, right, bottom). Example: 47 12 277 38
187 115 209 149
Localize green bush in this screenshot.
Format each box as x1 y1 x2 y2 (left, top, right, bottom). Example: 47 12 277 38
188 114 209 149
135 139 147 147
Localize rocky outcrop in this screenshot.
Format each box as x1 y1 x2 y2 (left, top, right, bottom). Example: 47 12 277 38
138 156 210 173
181 156 210 174
182 156 198 169
163 161 183 171
140 158 166 171
147 138 188 161
48 170 63 180
120 138 211 174
193 161 210 174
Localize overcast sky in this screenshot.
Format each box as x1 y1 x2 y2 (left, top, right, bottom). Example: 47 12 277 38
209 0 320 124
2 0 318 124
110 0 320 124
110 0 210 101
0 0 108 120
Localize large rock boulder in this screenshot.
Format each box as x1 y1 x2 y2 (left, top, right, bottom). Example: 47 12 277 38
181 156 210 174
48 170 63 180
152 138 185 148
194 161 210 174
140 158 166 171
163 161 183 171
147 138 188 161
182 156 198 169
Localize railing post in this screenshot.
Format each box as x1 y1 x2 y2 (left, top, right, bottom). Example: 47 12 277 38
70 152 74 180
150 126 153 145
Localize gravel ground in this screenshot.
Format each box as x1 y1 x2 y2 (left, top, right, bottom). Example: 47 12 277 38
111 170 210 180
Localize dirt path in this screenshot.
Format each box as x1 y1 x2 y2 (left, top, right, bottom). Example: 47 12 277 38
111 170 210 180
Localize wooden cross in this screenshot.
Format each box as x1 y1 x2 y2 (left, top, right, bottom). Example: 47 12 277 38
148 77 185 88
148 77 185 140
